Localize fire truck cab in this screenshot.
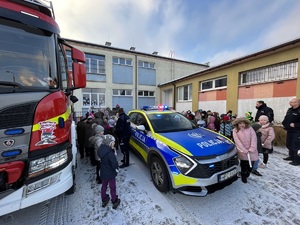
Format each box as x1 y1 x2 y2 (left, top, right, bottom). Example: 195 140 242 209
0 0 86 216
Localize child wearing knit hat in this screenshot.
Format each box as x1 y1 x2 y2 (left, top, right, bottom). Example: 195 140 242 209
89 125 105 184
98 134 120 209
244 111 254 124
258 115 275 168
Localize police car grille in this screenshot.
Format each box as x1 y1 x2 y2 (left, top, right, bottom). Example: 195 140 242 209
0 102 37 129
188 156 238 178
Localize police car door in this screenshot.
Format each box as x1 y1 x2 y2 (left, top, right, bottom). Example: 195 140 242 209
130 113 150 157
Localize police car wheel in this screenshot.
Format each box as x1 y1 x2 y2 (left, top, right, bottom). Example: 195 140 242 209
150 156 169 192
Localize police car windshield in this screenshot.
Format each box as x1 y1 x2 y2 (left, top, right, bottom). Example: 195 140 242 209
148 112 195 133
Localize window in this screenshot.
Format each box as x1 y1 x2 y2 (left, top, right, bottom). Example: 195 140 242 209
200 77 227 91
112 57 132 66
138 90 155 97
178 84 192 101
64 50 72 72
113 89 132 96
85 53 105 74
82 88 105 108
215 77 227 88
138 60 155 69
240 60 298 85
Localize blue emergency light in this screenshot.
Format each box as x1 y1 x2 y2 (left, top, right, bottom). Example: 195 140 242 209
142 105 169 111
4 128 24 135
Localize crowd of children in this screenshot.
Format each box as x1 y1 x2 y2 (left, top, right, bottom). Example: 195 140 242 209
76 106 122 209
182 108 275 184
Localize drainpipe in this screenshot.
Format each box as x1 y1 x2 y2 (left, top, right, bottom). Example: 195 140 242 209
134 54 138 109
172 83 176 111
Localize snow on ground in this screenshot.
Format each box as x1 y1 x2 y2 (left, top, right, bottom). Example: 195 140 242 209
2 146 299 225
62 146 300 225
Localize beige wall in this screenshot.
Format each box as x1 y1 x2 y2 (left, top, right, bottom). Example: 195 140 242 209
159 44 300 122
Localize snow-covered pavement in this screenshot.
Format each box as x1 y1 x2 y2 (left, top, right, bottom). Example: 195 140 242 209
2 146 300 225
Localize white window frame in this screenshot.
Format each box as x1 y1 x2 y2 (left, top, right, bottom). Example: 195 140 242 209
138 60 155 69
112 89 132 96
240 60 298 85
138 90 155 97
178 84 192 101
200 76 227 91
86 57 105 74
82 89 106 109
113 57 132 66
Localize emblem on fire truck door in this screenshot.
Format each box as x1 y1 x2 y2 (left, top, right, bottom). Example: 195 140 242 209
3 139 15 147
35 121 57 146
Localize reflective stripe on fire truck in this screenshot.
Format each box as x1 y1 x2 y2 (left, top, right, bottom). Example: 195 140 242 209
32 107 72 132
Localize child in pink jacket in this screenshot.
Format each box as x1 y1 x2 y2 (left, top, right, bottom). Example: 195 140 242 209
232 117 259 183
258 115 275 167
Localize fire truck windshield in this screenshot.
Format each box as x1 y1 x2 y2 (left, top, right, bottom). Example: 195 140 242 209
0 18 58 91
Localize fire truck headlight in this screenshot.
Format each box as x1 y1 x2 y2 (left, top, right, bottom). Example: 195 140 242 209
29 150 68 178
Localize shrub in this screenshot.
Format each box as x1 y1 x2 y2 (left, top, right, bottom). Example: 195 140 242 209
273 126 286 147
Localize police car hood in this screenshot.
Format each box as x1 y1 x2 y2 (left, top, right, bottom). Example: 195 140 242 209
156 128 234 157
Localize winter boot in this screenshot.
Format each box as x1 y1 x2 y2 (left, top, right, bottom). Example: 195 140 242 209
102 195 110 207
112 198 121 209
96 176 102 184
241 172 247 183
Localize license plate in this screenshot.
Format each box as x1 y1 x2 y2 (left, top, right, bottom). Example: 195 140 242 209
218 168 237 182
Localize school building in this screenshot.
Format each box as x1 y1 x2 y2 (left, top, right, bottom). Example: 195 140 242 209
158 37 300 122
65 39 209 116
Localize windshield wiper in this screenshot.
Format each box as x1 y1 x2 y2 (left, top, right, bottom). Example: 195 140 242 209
0 81 51 93
0 81 24 89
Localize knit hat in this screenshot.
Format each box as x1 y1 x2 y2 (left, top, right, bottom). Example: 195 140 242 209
94 125 104 134
223 116 230 121
252 123 262 132
245 111 252 116
259 115 269 122
102 134 115 146
108 119 115 127
232 117 251 126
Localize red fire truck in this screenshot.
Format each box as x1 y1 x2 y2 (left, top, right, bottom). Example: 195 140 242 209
0 0 86 216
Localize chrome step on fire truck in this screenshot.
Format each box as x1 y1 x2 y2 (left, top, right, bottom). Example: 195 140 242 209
0 0 86 216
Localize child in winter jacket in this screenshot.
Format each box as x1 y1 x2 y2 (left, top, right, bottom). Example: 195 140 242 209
232 117 259 183
258 115 275 167
97 134 120 209
220 116 233 140
251 123 263 176
89 125 105 184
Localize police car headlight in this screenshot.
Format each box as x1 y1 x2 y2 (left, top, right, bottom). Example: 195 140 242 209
173 156 194 175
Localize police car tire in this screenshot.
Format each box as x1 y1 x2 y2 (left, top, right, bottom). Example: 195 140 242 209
150 156 169 192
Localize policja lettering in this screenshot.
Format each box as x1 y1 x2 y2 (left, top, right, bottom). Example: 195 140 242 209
197 139 223 149
134 132 146 143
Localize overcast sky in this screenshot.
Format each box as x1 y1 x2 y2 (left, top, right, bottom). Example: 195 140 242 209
51 0 300 66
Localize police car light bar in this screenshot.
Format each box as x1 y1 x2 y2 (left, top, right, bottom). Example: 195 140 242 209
142 105 169 111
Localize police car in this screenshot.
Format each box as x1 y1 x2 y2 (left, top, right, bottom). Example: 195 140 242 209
128 106 238 196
